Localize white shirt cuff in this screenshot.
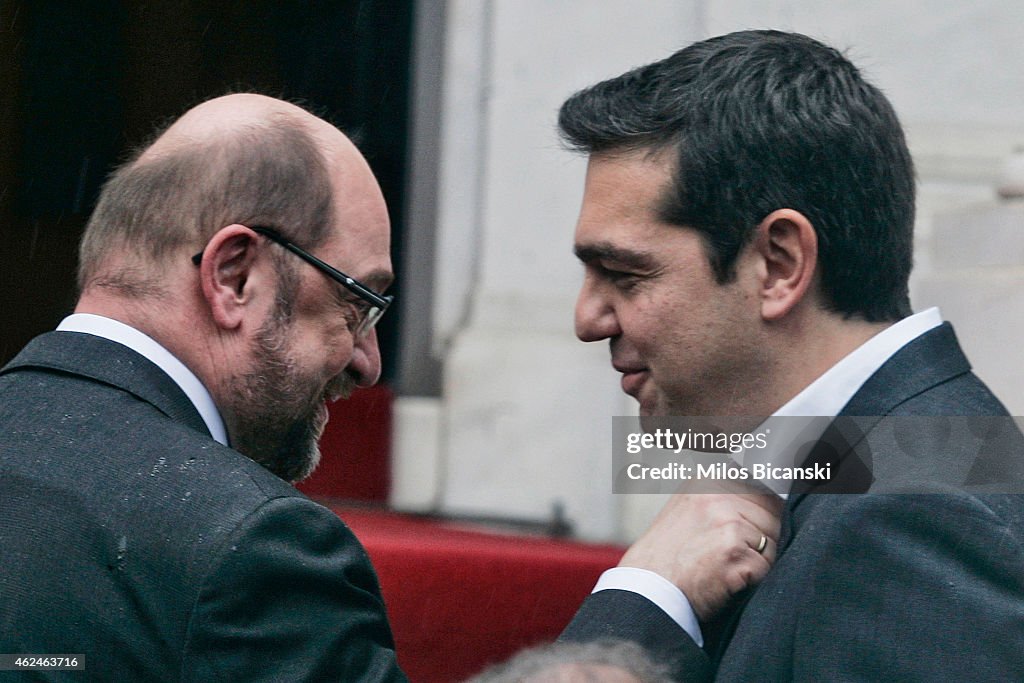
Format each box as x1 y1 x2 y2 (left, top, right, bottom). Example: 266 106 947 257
592 567 704 647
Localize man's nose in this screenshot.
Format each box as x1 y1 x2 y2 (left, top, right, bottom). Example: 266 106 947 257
348 328 382 387
575 279 620 342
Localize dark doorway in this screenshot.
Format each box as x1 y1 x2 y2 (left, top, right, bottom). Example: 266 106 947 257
0 0 413 385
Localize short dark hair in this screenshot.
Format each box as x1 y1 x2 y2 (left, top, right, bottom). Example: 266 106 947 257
559 30 915 322
78 111 334 295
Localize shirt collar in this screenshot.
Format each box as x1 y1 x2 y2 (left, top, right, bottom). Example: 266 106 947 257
742 307 943 497
774 307 943 418
56 313 229 446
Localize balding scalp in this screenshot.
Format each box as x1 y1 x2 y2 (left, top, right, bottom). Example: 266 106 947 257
78 96 335 296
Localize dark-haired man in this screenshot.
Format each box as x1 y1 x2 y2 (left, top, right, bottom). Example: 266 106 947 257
559 30 1024 681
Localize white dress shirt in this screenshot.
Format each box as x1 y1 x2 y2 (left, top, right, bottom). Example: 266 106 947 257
594 308 943 646
56 313 229 446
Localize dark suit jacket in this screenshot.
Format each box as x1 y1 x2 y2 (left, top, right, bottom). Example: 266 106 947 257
0 331 407 681
563 323 1024 681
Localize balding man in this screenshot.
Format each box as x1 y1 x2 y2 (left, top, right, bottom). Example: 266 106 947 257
0 94 772 680
0 94 402 681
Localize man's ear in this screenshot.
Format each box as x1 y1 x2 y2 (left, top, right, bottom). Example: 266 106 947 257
752 209 818 321
197 224 262 330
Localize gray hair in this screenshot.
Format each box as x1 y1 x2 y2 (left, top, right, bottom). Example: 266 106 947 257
466 640 673 683
78 111 333 295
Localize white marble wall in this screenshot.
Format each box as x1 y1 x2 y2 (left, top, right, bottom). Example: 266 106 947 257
914 200 1024 415
392 0 1024 541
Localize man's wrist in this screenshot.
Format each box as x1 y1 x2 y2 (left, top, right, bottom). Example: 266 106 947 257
592 567 704 647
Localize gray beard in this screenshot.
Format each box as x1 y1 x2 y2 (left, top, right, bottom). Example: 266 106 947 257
226 307 354 483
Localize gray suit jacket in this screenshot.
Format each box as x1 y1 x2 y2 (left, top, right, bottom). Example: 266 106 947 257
0 331 407 681
563 323 1024 681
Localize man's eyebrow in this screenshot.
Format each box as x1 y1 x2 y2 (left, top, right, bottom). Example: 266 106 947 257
332 270 393 303
362 269 394 293
573 243 657 271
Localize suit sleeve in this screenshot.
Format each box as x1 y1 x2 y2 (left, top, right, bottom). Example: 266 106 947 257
790 491 1024 682
560 589 713 682
181 496 407 682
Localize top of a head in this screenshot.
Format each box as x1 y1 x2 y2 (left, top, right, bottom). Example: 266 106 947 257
559 30 915 322
77 94 342 295
466 640 673 683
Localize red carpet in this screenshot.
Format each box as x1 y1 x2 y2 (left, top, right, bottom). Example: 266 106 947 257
332 505 625 682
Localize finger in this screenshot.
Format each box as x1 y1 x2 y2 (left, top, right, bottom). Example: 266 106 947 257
752 532 769 555
762 535 777 564
699 478 785 512
723 540 775 594
735 490 785 516
748 533 777 565
746 545 773 584
736 502 782 541
738 536 775 586
704 487 783 522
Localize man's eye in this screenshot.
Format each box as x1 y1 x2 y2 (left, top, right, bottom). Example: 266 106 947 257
338 301 373 336
332 290 367 329
602 267 641 289
341 304 360 327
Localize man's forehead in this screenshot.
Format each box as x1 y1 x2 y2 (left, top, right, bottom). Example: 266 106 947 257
326 220 393 287
325 160 393 289
575 150 677 235
322 231 393 290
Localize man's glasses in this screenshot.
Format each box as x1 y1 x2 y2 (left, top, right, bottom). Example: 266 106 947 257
191 226 393 338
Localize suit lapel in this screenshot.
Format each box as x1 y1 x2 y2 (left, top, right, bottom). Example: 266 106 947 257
783 323 972 518
1 331 212 438
705 323 976 663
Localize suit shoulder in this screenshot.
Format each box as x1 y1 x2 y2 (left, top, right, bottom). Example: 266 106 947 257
890 370 1011 416
765 490 1024 680
795 487 1024 555
182 496 402 681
